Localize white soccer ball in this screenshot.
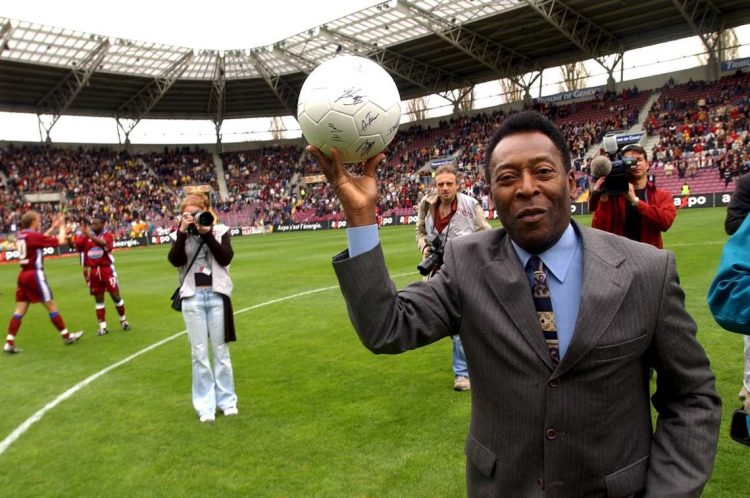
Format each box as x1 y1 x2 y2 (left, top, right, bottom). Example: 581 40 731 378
297 55 402 163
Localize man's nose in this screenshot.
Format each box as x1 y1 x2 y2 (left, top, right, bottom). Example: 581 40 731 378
517 171 538 196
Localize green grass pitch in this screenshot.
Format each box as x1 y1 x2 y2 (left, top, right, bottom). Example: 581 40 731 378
0 207 747 497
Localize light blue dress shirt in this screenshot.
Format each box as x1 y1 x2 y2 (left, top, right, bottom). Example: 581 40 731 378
346 223 583 358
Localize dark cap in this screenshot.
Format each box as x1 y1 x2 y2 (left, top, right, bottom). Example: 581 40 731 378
621 143 647 160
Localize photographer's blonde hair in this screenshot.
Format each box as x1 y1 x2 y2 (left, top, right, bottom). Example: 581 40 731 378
180 194 210 213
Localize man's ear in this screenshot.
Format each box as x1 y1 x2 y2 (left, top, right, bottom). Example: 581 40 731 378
567 170 577 201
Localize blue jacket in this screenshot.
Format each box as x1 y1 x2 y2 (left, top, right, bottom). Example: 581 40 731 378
708 215 750 335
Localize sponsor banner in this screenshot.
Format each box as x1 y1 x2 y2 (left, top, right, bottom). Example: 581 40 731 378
274 222 327 232
571 202 590 216
2 244 72 262
715 192 733 207
380 216 395 227
150 234 173 245
430 157 454 169
241 225 271 236
722 57 750 72
397 214 420 226
113 237 148 249
534 86 605 105
615 133 644 146
672 193 734 209
304 174 327 184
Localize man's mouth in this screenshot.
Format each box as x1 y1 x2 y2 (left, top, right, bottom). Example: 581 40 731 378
517 207 546 221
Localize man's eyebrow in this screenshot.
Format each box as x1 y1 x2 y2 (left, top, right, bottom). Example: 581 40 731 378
493 154 559 169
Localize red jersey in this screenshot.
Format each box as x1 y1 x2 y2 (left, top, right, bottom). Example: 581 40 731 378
74 231 115 268
16 229 60 271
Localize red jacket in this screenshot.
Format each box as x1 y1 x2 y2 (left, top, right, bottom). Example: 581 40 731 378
589 183 676 249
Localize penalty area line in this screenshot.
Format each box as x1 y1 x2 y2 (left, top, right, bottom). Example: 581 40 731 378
0 272 415 457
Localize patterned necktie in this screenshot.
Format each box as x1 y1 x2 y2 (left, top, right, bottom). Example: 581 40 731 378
527 256 560 367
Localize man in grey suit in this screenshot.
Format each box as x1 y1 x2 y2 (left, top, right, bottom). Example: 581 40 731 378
307 111 720 497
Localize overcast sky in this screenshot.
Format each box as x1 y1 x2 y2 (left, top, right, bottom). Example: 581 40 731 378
2 0 380 50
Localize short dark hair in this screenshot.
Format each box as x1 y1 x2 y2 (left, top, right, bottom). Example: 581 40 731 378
484 111 571 181
91 214 107 223
621 144 648 161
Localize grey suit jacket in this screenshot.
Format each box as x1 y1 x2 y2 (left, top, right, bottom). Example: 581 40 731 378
333 221 720 498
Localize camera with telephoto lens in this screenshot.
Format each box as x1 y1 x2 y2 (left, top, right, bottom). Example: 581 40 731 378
187 210 215 235
592 134 639 195
417 235 445 276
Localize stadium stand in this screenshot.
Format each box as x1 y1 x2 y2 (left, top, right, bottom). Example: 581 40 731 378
2 72 750 239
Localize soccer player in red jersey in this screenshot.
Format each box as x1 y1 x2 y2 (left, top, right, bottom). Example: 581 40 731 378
4 211 84 354
73 214 130 336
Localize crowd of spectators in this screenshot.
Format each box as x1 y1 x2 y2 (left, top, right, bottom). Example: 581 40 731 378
0 145 216 239
645 72 750 189
4 74 750 243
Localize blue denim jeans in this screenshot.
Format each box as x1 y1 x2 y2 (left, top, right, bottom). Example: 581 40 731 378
181 289 237 417
451 335 468 377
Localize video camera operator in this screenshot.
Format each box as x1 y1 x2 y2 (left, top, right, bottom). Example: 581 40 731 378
416 164 490 391
589 143 676 249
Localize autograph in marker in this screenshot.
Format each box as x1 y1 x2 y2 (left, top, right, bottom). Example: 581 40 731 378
360 111 379 131
335 87 366 106
327 122 347 142
356 140 376 157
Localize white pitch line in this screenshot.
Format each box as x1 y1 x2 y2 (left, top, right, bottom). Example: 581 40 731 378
0 272 415 456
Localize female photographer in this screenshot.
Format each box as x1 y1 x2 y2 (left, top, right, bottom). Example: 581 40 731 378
168 192 238 423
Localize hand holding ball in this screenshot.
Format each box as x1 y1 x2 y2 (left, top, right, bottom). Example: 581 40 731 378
297 56 402 163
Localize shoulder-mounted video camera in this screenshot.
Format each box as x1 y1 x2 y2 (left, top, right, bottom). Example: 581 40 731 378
590 134 639 195
418 235 444 276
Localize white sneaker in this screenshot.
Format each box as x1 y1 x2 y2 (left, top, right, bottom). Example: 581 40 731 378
64 331 84 345
223 407 238 417
453 376 470 391
97 328 109 336
199 413 215 423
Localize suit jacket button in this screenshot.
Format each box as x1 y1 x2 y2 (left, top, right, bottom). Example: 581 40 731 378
548 378 560 388
545 428 557 440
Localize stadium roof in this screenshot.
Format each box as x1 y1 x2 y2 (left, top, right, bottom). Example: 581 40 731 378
1 0 749 123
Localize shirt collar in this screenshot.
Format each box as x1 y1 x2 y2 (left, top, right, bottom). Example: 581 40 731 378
511 223 580 283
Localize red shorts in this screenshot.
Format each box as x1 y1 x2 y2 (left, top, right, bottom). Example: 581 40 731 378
87 266 120 295
16 270 53 303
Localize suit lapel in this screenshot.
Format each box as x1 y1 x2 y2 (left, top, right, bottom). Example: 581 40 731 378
556 227 631 376
483 230 555 370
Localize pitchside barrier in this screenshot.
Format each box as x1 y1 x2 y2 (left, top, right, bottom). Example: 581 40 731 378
0 191 735 263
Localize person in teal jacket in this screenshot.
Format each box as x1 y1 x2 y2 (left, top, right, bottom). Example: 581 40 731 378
708 214 750 411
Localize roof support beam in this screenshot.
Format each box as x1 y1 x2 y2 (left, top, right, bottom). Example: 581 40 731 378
0 20 13 56
319 27 470 98
245 49 299 117
208 52 226 150
115 50 195 143
522 0 621 59
394 0 537 83
272 44 316 74
35 38 110 142
671 0 725 79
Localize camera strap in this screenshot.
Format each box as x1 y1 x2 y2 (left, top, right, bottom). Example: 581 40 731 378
178 239 206 288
